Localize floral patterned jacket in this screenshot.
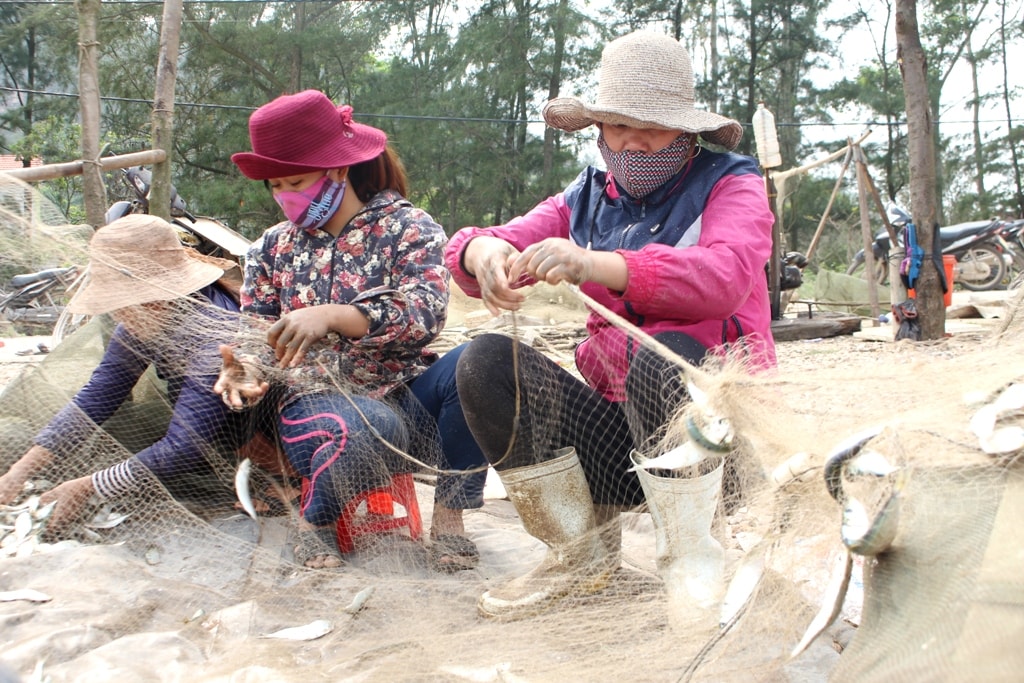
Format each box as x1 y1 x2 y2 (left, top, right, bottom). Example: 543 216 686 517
240 189 449 400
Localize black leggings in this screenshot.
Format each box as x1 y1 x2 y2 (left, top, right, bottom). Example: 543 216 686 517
455 332 706 506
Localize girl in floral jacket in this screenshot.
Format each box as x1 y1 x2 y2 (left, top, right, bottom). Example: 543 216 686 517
218 90 485 570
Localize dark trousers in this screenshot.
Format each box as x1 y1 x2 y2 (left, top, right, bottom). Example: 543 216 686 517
455 332 706 506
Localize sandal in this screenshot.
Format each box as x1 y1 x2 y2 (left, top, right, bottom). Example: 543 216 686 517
428 533 480 573
293 527 344 569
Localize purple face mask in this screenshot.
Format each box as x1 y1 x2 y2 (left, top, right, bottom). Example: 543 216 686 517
274 175 347 229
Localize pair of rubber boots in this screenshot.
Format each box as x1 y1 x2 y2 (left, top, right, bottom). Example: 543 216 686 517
479 446 725 622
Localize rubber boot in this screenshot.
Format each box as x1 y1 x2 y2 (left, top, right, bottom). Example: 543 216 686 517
632 452 726 629
478 447 611 620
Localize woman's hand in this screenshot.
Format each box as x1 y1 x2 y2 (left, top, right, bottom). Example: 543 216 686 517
510 238 628 292
510 238 594 286
0 445 54 504
214 344 269 410
463 236 527 316
39 476 94 532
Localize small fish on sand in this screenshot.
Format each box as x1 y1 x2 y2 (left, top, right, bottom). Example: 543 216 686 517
0 588 53 603
260 619 332 641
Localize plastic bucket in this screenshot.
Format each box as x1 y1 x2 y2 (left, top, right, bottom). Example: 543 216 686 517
942 254 956 307
908 254 956 307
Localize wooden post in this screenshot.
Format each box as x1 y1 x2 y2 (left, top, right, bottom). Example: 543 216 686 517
75 0 106 228
766 172 782 320
853 145 882 323
149 0 183 221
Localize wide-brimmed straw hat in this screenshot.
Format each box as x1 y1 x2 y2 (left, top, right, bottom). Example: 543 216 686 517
231 90 388 180
542 31 743 150
68 214 237 315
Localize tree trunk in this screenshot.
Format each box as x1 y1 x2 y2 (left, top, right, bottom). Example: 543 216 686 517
998 0 1024 217
150 0 183 222
75 0 106 229
896 0 944 340
541 0 568 197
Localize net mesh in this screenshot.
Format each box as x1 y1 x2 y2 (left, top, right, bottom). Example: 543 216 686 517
1 173 1023 682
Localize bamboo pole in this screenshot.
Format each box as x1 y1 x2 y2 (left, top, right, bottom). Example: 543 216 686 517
0 150 167 183
803 145 853 263
76 0 106 228
854 145 882 323
149 0 183 221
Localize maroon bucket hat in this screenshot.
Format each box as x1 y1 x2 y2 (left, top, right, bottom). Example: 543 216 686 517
231 90 388 180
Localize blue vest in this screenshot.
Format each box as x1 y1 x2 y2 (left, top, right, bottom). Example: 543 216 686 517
564 149 762 253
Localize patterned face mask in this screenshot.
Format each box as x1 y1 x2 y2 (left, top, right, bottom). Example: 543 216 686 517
274 175 347 229
597 132 696 199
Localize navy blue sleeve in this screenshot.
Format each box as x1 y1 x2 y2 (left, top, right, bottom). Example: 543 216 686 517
35 325 148 458
133 299 250 480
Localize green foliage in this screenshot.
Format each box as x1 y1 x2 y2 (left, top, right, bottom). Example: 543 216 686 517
0 0 1019 250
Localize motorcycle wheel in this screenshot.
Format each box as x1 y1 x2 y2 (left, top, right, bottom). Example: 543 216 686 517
845 252 888 285
52 308 91 345
957 243 1006 291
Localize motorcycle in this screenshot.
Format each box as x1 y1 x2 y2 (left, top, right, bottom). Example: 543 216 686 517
0 265 79 332
104 166 250 262
997 218 1024 287
846 205 1012 291
52 166 251 343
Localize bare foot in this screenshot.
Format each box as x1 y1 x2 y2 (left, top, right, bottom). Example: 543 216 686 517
428 503 478 571
430 503 465 540
294 522 343 569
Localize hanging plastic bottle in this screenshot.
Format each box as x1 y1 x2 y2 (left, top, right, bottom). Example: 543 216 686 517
752 102 783 168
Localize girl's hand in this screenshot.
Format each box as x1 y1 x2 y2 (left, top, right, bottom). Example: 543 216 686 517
267 305 369 368
214 345 269 410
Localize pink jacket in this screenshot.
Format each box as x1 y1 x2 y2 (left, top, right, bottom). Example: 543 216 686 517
445 153 776 401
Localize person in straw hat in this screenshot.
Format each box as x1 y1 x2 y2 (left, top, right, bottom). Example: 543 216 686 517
445 31 777 619
0 214 262 530
218 89 487 570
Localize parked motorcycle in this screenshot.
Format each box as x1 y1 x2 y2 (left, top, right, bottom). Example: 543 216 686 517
105 166 250 261
997 219 1024 286
846 205 1011 291
52 166 251 344
0 265 79 332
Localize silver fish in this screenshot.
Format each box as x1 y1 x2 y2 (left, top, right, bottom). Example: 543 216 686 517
790 548 853 659
234 458 257 520
14 511 32 541
719 542 770 628
85 511 132 530
628 442 705 472
260 618 332 641
343 586 375 615
0 588 52 602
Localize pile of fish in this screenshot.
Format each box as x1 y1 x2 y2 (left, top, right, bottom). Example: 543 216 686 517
0 495 56 559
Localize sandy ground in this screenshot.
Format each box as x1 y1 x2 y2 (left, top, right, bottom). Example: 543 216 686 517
0 285 1015 682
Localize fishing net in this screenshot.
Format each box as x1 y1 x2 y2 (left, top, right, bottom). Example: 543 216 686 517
1 172 1023 683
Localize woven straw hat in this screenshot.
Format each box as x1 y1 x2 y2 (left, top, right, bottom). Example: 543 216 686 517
68 214 237 315
542 31 743 150
231 90 387 180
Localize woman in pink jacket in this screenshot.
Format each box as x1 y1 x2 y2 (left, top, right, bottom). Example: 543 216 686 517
446 31 776 620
